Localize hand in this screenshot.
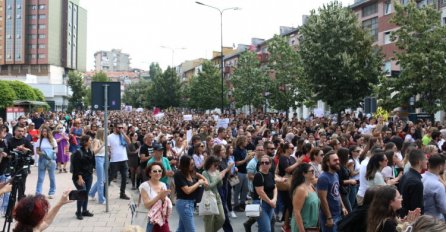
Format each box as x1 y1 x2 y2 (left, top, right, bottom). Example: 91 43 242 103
166 170 174 176
158 189 171 199
342 207 349 216
0 152 7 158
388 178 399 185
198 179 205 185
77 178 85 187
325 218 334 228
59 190 73 205
228 162 235 169
269 199 276 208
1 183 12 194
401 208 421 223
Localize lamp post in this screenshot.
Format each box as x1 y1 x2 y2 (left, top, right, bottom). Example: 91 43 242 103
195 1 240 114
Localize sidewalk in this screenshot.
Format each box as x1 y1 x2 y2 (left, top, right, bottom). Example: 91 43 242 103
20 166 143 232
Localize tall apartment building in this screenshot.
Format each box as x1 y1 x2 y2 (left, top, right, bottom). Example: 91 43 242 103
94 49 130 72
0 0 87 111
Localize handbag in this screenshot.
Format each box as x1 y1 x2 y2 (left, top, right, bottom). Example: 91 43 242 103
274 161 291 191
198 190 219 216
228 175 240 186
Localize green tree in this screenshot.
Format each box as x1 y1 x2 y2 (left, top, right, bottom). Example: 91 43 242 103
188 61 224 110
32 88 45 101
147 62 162 80
0 80 16 108
91 71 110 82
7 81 37 100
150 67 181 109
267 35 306 114
232 51 269 113
377 1 446 114
123 80 152 108
300 1 383 113
67 71 86 111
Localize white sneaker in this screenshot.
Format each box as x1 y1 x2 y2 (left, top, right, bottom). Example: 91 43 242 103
48 195 54 199
89 196 95 201
230 211 237 218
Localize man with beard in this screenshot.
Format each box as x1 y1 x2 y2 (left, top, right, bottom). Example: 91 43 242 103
7 126 33 200
317 150 348 232
422 154 446 219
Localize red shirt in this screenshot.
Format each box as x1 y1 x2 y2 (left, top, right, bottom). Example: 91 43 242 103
28 129 39 143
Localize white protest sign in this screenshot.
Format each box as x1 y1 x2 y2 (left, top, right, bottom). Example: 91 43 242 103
314 108 324 118
217 118 230 128
183 115 192 121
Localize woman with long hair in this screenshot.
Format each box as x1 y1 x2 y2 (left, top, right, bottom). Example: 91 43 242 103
192 143 206 173
309 147 323 180
338 147 356 213
54 124 69 173
225 144 237 218
202 155 233 232
127 132 140 190
213 144 234 229
290 163 320 232
13 191 71 232
367 186 419 232
69 119 83 153
253 155 277 232
71 135 95 220
174 155 208 232
35 126 58 198
89 128 106 204
232 135 252 212
140 162 172 232
366 149 391 188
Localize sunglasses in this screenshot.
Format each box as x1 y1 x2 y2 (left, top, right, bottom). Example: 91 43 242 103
118 127 124 129
260 161 271 165
151 169 163 173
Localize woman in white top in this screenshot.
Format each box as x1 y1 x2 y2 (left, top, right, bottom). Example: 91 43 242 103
88 128 106 204
140 162 172 232
192 143 206 172
366 149 398 189
35 126 58 198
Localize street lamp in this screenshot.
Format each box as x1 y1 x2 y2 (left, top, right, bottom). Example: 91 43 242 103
195 1 240 114
160 46 186 70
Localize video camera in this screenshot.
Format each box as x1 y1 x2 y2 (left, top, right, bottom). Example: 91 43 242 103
8 149 34 178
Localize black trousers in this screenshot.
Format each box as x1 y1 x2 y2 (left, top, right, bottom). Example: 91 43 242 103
109 161 128 194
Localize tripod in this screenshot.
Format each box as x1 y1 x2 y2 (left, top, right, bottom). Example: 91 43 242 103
2 170 25 232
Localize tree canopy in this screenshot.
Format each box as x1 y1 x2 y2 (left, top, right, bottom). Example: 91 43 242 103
188 61 225 110
67 71 86 111
0 81 16 109
299 0 383 113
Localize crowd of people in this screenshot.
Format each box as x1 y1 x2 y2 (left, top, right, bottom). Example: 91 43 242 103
2 110 446 232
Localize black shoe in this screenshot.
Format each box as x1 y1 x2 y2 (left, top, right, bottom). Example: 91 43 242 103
82 210 94 217
234 205 245 212
120 194 130 200
76 212 83 220
243 221 251 232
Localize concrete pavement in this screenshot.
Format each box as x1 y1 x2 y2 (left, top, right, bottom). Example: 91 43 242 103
6 166 282 231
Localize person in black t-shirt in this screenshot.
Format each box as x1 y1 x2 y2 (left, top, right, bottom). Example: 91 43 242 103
174 155 208 232
7 126 33 200
253 155 277 232
138 133 154 185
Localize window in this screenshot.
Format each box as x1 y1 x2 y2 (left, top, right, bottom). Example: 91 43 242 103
384 61 391 76
16 15 21 19
38 14 46 19
39 5 46 10
31 24 37 29
38 44 45 48
28 44 36 49
38 34 45 39
16 4 21 9
384 31 392 44
443 17 446 25
38 24 46 29
28 15 37 20
29 4 37 10
16 34 20 39
362 17 378 42
38 54 46 59
384 1 392 15
362 3 378 17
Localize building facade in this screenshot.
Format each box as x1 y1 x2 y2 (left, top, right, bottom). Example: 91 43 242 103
94 49 130 72
0 0 87 111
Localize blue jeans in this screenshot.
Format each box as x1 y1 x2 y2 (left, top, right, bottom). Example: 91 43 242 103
176 199 196 232
348 184 359 209
36 158 56 196
146 222 154 232
0 175 10 215
256 200 274 232
320 214 341 232
89 156 106 203
73 174 93 213
233 173 248 207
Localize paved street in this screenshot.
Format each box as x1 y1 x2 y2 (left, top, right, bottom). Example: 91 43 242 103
4 165 283 231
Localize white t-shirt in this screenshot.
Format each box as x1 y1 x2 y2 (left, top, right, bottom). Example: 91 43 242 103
35 138 57 151
382 166 395 179
367 171 386 189
107 133 128 162
139 181 172 209
349 157 361 180
214 137 227 145
357 157 370 198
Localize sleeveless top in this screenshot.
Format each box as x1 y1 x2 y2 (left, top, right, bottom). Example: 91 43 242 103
291 190 320 232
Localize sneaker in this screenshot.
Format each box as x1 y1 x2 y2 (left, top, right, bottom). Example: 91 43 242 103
120 194 130 200
76 212 83 220
89 196 96 201
230 211 237 218
48 195 54 199
99 201 106 205
63 168 68 173
82 210 94 217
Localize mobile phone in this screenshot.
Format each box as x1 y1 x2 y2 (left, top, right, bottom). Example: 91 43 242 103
69 190 88 201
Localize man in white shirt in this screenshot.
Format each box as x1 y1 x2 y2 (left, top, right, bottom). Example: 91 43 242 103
108 123 131 200
214 127 227 145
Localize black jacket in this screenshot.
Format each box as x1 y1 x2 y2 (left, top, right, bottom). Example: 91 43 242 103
71 147 95 180
398 168 424 217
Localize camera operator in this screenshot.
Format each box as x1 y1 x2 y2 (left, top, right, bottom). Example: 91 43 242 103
7 126 33 200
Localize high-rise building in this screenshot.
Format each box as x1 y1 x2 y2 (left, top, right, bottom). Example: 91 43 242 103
94 49 130 72
0 0 87 111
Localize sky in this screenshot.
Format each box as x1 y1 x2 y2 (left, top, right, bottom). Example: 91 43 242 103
80 0 353 71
